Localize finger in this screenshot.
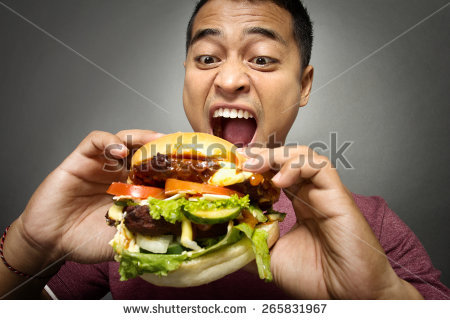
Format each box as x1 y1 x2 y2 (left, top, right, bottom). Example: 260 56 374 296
277 153 338 190
236 146 266 161
241 146 340 190
115 129 165 149
271 157 305 188
77 130 129 159
116 130 165 170
237 147 276 172
239 146 311 173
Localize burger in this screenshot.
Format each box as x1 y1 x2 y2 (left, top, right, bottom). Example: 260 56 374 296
105 132 285 287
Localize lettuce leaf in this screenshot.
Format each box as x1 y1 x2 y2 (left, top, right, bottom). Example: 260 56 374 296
119 251 188 280
251 228 272 281
189 226 243 259
235 222 272 281
147 198 186 224
234 222 254 239
118 225 243 280
248 205 268 222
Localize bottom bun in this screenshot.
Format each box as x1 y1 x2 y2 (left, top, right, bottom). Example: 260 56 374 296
139 221 279 287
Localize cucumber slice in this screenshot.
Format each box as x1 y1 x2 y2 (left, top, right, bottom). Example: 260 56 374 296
183 207 242 224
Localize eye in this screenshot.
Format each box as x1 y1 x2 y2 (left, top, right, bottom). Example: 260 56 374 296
250 56 277 66
196 55 220 65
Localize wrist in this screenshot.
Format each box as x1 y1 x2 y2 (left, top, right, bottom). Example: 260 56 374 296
377 275 424 299
2 219 62 278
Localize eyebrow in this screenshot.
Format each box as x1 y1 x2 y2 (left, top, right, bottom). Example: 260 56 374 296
243 26 288 46
190 28 222 46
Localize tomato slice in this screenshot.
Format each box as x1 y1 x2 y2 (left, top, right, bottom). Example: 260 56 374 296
165 178 242 197
107 182 165 199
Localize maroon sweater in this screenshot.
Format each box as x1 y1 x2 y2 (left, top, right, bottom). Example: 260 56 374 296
47 192 449 299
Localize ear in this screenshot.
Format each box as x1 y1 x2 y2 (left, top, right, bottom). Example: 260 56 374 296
183 61 186 68
299 65 314 107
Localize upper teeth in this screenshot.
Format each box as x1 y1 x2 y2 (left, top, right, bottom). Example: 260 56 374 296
213 108 254 119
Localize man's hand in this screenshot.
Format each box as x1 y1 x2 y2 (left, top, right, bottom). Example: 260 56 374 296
239 146 422 299
8 130 164 273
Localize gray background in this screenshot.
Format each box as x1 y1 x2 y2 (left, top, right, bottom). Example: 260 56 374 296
1 0 449 290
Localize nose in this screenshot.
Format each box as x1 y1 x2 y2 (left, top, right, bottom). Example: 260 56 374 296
214 59 250 96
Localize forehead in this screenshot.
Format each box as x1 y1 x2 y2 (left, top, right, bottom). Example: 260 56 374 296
192 0 294 43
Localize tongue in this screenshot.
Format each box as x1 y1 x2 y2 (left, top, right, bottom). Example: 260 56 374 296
222 118 257 147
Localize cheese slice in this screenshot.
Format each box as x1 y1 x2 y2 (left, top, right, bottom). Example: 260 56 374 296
208 168 253 187
107 204 124 221
180 216 201 251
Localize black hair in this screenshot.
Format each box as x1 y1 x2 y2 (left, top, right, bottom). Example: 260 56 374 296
185 0 313 70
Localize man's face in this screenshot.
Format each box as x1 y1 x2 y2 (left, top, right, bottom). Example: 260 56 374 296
183 0 312 147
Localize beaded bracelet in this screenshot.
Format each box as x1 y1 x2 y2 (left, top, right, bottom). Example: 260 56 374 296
0 225 58 279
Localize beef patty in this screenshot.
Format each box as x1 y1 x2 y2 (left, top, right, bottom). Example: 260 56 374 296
123 205 228 239
130 153 221 188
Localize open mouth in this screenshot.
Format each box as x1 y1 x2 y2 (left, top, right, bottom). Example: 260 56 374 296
210 107 257 147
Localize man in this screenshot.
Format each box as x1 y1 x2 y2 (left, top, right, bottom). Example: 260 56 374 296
0 0 448 299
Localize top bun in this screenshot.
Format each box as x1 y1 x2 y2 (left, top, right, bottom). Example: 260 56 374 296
131 132 246 167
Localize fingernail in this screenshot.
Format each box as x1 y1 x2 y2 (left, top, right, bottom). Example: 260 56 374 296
111 144 127 156
272 172 282 184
